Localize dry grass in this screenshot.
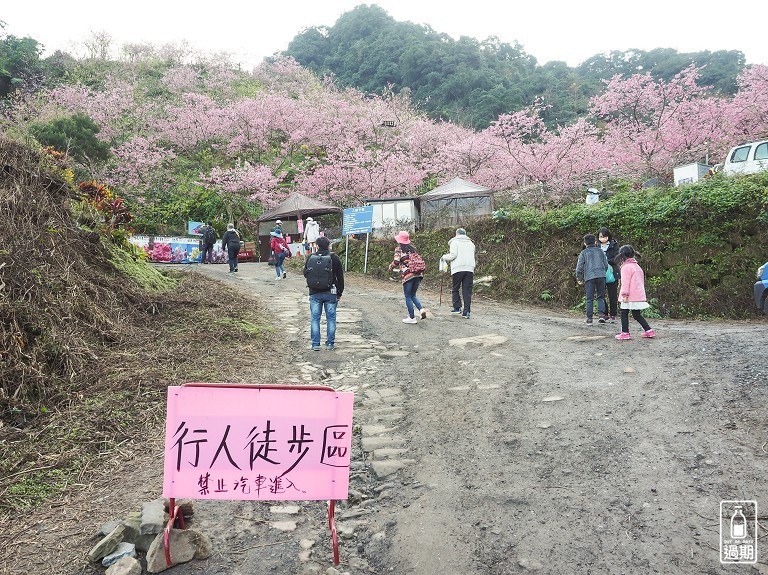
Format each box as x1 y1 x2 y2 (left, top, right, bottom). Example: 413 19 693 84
0 138 158 409
0 137 284 574
0 271 283 574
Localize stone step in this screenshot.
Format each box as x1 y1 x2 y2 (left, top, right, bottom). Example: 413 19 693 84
361 424 399 436
361 436 407 451
370 459 415 479
372 448 409 460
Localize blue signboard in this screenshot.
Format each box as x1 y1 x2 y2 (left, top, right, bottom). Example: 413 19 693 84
188 221 205 235
342 206 374 236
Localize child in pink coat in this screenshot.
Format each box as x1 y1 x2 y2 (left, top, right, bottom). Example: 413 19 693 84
614 245 655 340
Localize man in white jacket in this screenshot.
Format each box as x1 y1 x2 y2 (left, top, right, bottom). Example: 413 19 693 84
441 228 476 319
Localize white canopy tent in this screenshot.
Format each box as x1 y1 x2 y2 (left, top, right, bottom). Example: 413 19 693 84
418 177 494 228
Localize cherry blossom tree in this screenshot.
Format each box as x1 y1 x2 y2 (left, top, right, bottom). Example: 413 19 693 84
589 66 717 179
12 48 768 218
198 161 280 220
154 93 231 151
722 64 768 144
47 80 143 142
107 136 177 190
483 102 611 195
296 146 427 203
427 126 502 186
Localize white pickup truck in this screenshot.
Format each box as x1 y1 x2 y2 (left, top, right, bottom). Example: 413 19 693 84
722 139 768 175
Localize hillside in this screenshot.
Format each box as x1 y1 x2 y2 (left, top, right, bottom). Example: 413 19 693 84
0 136 279 514
2 16 767 229
283 4 746 128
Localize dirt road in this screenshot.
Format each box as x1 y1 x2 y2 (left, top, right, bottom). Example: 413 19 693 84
19 261 762 575
152 260 764 575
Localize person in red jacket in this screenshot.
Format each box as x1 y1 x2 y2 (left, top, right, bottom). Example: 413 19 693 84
614 245 655 340
387 231 427 324
270 229 291 280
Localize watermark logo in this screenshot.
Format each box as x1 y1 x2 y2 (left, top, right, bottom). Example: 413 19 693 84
720 500 757 564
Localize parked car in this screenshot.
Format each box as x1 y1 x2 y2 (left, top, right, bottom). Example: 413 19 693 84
756 261 768 315
723 139 768 176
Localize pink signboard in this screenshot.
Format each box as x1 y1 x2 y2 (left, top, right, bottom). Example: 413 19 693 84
163 385 354 501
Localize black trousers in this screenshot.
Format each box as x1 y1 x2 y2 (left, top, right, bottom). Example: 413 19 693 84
227 246 240 271
620 309 651 333
605 281 618 317
452 271 474 312
201 242 214 263
585 277 606 320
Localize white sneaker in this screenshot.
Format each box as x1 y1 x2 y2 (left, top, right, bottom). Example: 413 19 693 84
275 276 281 280
402 317 418 324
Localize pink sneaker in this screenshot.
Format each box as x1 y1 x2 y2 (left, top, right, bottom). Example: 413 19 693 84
614 332 631 340
641 329 656 338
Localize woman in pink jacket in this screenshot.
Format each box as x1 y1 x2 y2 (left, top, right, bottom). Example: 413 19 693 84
614 245 655 340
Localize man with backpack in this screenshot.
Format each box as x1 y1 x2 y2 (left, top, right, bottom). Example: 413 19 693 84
303 236 344 351
200 221 217 264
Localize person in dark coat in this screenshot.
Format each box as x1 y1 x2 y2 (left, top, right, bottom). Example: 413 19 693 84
598 226 620 323
199 221 217 264
220 223 241 273
576 233 608 325
303 236 344 351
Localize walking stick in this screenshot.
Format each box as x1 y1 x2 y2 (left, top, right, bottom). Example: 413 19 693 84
439 273 443 307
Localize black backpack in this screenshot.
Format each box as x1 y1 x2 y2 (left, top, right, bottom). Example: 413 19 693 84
305 253 334 290
203 227 217 244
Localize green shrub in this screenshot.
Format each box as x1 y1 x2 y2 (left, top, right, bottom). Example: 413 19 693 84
341 173 768 319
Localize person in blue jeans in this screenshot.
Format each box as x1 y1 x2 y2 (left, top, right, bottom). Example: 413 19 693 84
402 275 423 323
270 229 291 280
303 236 344 351
388 230 427 324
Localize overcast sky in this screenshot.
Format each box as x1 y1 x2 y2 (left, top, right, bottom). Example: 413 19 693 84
3 1 767 69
